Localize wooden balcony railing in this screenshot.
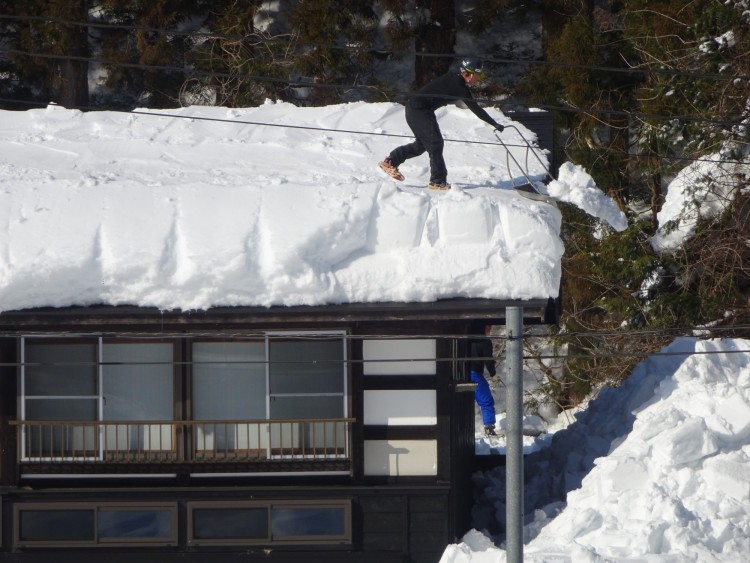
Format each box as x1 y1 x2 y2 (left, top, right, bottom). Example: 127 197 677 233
13 418 354 464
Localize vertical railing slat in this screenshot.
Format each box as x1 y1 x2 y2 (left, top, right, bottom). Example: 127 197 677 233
19 418 353 466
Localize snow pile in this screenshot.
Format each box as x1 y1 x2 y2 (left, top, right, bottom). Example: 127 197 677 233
651 153 747 252
546 162 628 232
0 101 567 312
443 337 750 562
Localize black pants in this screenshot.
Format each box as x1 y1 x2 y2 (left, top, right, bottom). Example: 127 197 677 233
388 105 447 184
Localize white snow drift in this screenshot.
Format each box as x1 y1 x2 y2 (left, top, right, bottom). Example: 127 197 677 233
0 101 625 313
443 337 750 562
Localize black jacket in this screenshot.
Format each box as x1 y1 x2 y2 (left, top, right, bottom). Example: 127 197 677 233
468 337 497 377
407 71 501 129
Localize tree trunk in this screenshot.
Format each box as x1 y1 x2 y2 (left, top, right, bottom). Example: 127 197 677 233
414 0 455 87
58 52 89 109
54 0 90 108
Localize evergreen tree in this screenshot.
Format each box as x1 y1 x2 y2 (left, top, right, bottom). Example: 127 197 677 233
1 0 90 108
521 0 750 404
287 0 379 104
94 0 212 108
621 0 750 328
413 0 455 86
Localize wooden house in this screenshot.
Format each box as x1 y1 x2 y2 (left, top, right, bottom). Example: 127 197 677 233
0 106 558 562
0 299 555 563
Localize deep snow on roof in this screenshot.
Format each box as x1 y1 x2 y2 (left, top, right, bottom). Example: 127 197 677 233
0 101 568 312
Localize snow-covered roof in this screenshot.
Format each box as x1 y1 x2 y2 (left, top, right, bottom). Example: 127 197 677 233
0 101 617 313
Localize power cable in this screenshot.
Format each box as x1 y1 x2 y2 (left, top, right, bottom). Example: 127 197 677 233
1 322 749 342
2 345 750 368
1 12 748 82
0 94 745 167
3 45 748 132
0 95 528 149
1 324 749 367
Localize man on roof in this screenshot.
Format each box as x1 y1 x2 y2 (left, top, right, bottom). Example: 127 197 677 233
378 57 504 191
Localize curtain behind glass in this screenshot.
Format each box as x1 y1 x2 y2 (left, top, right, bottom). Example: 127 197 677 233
102 342 174 452
192 342 266 452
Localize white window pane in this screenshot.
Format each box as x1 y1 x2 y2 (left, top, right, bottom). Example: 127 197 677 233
192 342 267 453
102 342 173 452
362 339 436 375
269 339 344 394
25 342 97 396
363 390 437 425
364 440 438 476
192 342 266 420
102 342 173 421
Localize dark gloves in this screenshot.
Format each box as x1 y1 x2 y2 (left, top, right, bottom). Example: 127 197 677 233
495 124 504 133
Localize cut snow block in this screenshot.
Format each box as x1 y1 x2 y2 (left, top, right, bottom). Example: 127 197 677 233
710 392 750 443
650 417 719 467
703 454 750 501
436 197 492 244
367 188 429 251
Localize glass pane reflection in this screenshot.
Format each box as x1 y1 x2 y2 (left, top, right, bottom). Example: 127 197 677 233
98 509 172 539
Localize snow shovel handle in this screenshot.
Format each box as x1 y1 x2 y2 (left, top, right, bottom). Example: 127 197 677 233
494 129 536 188
495 126 555 184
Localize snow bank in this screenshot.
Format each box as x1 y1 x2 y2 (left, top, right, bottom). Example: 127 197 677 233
445 338 750 562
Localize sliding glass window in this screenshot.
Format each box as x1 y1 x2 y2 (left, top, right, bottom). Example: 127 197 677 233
21 338 174 461
20 332 348 462
15 503 177 547
23 339 98 459
188 500 351 546
192 341 267 455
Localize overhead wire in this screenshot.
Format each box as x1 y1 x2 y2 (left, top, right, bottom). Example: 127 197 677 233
2 321 750 368
1 320 749 341
3 40 749 132
0 16 747 165
2 343 750 369
0 94 531 150
0 18 747 371
0 91 743 167
1 11 749 82
0 45 744 164
2 10 748 131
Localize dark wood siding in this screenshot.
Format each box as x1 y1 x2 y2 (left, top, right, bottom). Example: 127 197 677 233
360 495 405 553
0 338 17 487
1 487 454 563
360 493 451 563
408 496 451 563
0 304 552 561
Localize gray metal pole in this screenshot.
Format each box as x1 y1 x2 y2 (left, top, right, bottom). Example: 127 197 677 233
505 306 524 563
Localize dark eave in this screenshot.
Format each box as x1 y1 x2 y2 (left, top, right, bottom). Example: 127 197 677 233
0 297 557 334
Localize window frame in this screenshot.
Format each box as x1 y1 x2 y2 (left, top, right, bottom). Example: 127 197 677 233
20 337 100 462
13 502 178 548
20 337 177 462
189 331 349 460
265 330 349 421
19 331 350 462
187 499 352 546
